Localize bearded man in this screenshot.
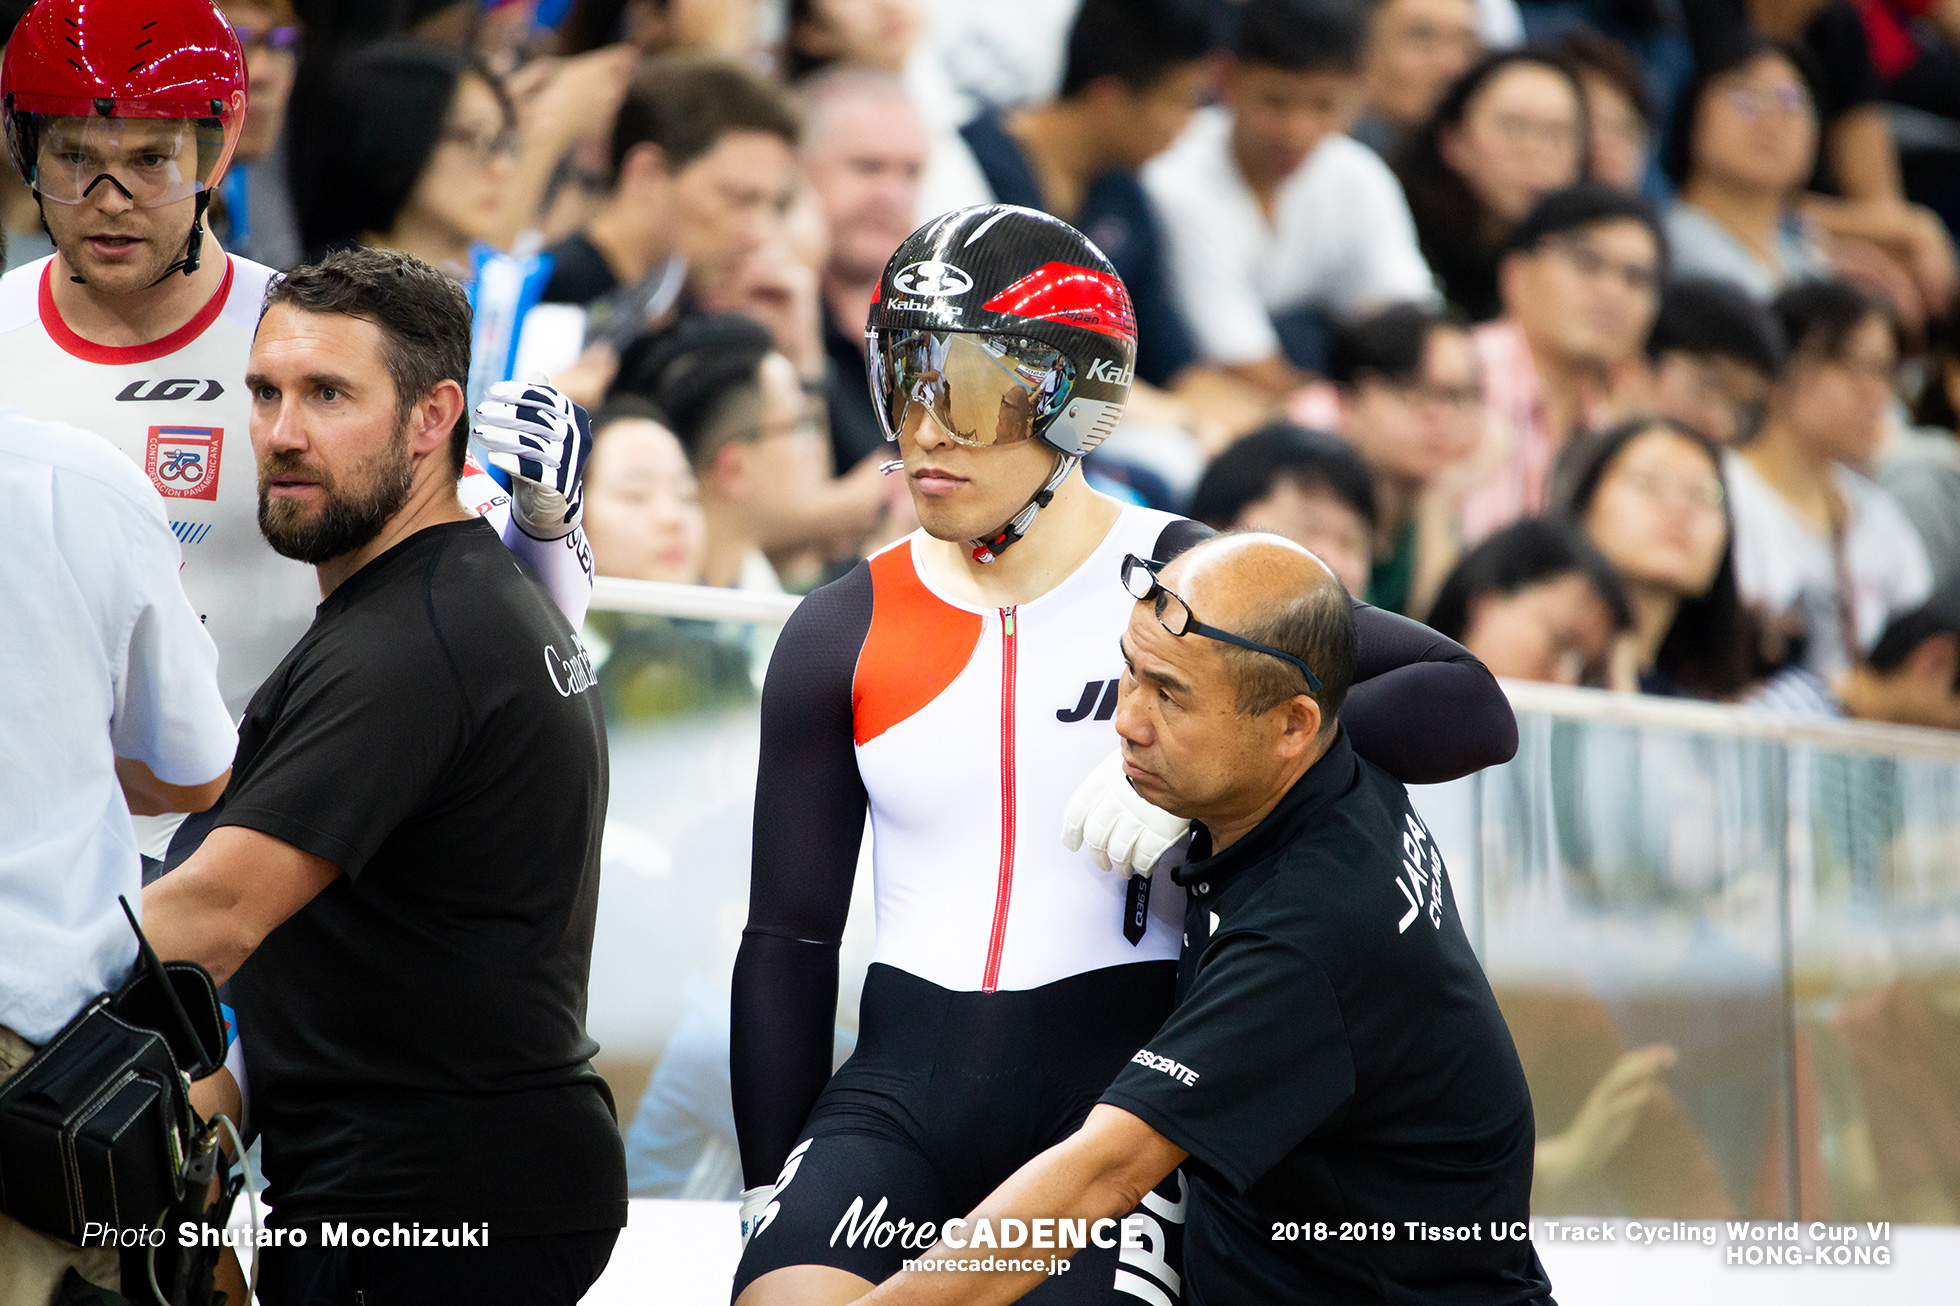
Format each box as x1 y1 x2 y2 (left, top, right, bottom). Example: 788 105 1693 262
141 247 627 1306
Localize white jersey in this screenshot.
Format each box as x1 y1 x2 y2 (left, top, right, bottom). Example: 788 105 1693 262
0 253 594 721
849 505 1191 991
0 254 311 717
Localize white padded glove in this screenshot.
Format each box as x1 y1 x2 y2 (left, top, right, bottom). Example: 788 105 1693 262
740 1184 774 1247
472 380 592 540
1061 749 1191 878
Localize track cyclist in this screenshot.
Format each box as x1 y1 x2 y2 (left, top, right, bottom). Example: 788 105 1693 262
731 204 1518 1305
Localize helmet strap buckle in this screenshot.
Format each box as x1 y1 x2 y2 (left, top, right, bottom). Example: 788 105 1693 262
147 191 209 286
969 452 1078 565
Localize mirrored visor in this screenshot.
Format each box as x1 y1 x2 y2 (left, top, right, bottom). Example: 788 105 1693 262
868 328 1073 448
23 113 228 208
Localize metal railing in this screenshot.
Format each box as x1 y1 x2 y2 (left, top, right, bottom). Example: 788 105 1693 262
590 574 1960 760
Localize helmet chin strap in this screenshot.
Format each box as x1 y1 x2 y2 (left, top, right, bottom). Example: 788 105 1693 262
970 450 1078 565
148 191 209 285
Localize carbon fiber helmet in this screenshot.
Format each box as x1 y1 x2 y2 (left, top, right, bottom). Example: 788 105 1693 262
867 204 1138 459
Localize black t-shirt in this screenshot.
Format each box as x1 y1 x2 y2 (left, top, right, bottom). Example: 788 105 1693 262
958 110 1198 388
824 301 884 475
218 517 626 1236
1800 2 1881 122
541 232 622 306
1101 730 1549 1305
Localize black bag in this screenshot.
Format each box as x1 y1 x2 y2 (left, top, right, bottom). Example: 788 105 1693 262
0 937 225 1245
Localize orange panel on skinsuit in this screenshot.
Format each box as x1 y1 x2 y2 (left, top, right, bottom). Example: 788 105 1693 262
854 541 984 746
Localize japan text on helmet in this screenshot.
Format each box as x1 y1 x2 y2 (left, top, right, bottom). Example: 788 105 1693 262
2 0 247 210
866 205 1138 460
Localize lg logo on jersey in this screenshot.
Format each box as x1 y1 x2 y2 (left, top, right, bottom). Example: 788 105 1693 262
116 378 225 402
1057 678 1122 723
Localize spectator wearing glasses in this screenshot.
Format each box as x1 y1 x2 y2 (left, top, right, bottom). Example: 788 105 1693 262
1684 0 1958 321
1428 517 1629 685
1726 278 1933 681
1461 183 1665 544
292 41 521 273
614 312 888 590
1646 276 1788 447
1395 48 1589 321
215 0 303 269
291 38 634 275
1143 0 1437 396
1662 34 1835 302
1351 0 1483 161
1328 302 1485 614
1189 423 1379 599
1555 417 1765 701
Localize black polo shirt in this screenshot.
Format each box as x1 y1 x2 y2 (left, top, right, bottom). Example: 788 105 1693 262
1100 730 1551 1305
823 301 884 475
217 517 627 1237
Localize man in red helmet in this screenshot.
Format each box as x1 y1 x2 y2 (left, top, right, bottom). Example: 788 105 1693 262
729 204 1519 1304
0 0 596 857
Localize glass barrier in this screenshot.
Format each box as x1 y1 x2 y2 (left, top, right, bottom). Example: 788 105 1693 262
1786 743 1960 1224
581 600 874 1204
1414 690 1960 1222
582 591 1960 1222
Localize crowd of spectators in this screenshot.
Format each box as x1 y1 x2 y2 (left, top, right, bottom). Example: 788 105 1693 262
7 0 1957 730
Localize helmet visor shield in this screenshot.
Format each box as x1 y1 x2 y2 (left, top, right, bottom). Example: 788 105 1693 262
869 328 1074 448
23 114 228 208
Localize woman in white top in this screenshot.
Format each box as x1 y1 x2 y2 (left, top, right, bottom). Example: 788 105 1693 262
1726 279 1931 682
1661 33 1832 302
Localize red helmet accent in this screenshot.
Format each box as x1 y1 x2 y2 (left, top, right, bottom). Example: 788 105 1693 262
982 262 1138 344
2 0 247 190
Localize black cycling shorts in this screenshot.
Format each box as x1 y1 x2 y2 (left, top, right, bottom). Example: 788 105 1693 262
732 962 1186 1304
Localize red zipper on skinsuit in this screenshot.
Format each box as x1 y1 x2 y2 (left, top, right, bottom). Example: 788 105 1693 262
982 606 1018 991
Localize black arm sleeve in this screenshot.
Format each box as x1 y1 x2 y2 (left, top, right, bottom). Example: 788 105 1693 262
1153 519 1517 785
1342 602 1518 784
730 565 873 1189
